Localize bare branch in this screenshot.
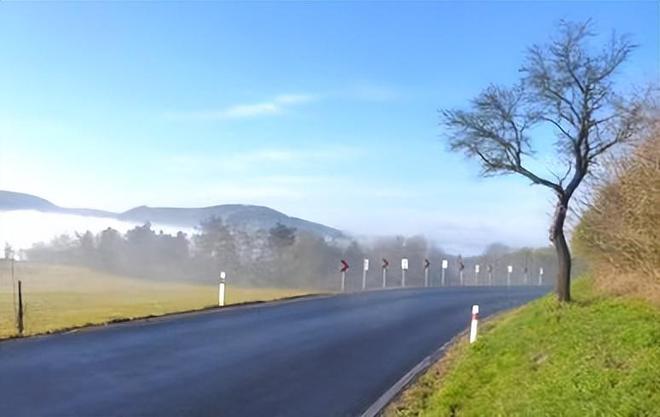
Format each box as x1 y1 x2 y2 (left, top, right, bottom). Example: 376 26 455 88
540 116 576 141
441 85 563 194
441 18 643 212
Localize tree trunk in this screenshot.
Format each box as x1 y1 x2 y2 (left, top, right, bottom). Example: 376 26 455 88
550 199 571 302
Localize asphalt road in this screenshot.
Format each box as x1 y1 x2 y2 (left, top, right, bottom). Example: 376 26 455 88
0 286 548 417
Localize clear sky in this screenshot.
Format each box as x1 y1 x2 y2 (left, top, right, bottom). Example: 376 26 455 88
0 1 658 253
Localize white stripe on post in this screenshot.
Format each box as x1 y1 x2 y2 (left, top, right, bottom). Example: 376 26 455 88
469 304 479 344
219 271 226 307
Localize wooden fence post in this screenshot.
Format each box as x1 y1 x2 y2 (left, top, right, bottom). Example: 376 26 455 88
17 280 24 335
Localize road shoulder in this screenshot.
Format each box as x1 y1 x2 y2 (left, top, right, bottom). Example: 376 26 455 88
380 279 660 417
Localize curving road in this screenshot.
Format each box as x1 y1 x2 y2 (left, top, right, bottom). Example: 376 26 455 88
0 286 547 417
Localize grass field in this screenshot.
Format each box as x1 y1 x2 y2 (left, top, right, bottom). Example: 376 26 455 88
384 279 660 417
0 261 313 339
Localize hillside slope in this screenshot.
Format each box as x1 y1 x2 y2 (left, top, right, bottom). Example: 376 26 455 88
0 190 59 211
118 204 343 237
384 279 660 417
0 190 343 238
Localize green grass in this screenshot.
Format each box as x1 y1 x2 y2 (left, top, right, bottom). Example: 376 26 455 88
0 262 313 339
385 279 660 417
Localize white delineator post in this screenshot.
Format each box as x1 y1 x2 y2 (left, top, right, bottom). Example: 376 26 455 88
538 267 544 286
218 271 226 307
474 264 480 286
441 259 448 286
507 265 513 286
362 258 369 291
469 304 479 344
401 258 408 287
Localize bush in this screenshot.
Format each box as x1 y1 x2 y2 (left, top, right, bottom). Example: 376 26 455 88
574 117 660 303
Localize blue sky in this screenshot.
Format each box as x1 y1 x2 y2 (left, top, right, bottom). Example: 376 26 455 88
0 1 658 253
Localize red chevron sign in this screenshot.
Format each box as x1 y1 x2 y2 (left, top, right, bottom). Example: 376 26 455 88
340 260 349 272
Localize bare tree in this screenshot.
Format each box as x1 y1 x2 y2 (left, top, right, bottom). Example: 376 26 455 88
441 20 645 301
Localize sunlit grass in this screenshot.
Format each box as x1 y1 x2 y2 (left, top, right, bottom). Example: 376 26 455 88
385 279 660 417
0 262 312 339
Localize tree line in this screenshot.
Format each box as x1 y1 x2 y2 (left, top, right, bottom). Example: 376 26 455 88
19 217 560 290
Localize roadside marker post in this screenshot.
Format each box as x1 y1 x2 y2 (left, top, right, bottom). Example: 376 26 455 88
340 260 349 292
401 258 408 287
474 264 480 286
441 259 448 286
458 256 465 286
507 265 513 286
539 267 544 286
382 258 389 288
362 259 369 291
487 264 493 286
424 259 430 287
218 272 226 307
469 304 479 344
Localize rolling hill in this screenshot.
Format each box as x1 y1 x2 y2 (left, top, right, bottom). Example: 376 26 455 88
0 190 343 239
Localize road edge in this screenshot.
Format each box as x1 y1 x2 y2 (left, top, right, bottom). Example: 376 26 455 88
359 330 466 417
1 286 500 344
0 291 333 344
362 303 537 417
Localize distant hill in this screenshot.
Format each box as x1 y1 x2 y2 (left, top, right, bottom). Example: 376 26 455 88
0 190 59 211
0 191 117 218
118 205 343 237
0 190 344 239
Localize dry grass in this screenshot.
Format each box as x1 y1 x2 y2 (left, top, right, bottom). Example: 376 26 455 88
0 261 312 339
574 118 660 304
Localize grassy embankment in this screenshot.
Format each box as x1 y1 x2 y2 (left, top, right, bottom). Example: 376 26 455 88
384 279 660 417
0 261 312 339
385 114 660 417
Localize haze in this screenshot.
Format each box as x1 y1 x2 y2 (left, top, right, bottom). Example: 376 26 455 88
0 1 657 253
